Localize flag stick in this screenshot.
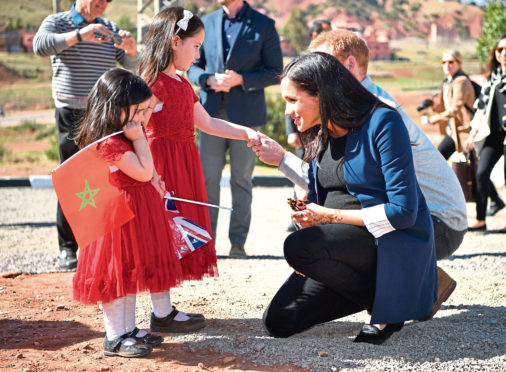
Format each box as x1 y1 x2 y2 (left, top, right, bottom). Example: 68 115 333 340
164 193 233 211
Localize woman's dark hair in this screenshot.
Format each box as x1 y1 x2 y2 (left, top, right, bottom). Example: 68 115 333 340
138 7 204 85
74 68 152 148
282 52 390 163
484 34 506 79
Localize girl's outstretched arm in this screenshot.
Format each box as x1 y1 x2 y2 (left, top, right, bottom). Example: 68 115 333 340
113 121 154 182
194 102 259 142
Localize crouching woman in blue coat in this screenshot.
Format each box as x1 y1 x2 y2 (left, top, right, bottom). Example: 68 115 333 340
262 52 437 344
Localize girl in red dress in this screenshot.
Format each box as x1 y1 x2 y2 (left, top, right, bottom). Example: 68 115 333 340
138 7 259 330
72 68 184 357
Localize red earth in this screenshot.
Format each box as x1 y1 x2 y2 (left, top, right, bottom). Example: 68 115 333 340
0 272 308 372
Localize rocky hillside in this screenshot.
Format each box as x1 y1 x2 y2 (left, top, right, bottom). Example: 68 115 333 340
1 0 482 39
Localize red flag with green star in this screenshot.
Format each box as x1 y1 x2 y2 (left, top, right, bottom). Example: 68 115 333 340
51 132 134 248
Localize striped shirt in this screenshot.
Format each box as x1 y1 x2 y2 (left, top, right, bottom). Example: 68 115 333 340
33 9 138 109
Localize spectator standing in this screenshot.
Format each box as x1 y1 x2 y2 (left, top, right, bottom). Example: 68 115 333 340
188 0 283 257
422 50 476 157
422 50 504 217
465 35 506 231
33 0 138 270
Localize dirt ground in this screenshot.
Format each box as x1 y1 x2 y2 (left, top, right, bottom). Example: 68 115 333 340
0 98 478 372
0 272 307 372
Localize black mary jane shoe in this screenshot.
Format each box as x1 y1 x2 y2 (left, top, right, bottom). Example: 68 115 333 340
150 308 207 333
103 334 152 358
172 306 205 319
353 322 404 345
128 327 164 347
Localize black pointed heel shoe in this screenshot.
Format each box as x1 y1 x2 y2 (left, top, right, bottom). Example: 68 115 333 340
353 322 404 345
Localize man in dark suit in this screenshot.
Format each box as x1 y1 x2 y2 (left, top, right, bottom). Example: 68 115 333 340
188 0 283 257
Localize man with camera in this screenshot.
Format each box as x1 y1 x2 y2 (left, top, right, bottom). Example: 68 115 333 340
34 0 138 270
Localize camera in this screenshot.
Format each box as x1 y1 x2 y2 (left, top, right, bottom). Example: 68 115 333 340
94 32 123 45
416 99 434 112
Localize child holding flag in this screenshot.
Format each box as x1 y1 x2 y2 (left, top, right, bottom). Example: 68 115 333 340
138 7 259 332
71 68 185 358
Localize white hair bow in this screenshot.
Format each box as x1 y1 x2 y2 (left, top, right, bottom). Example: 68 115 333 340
175 9 194 35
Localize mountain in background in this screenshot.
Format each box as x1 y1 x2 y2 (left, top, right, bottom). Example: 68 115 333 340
1 0 482 40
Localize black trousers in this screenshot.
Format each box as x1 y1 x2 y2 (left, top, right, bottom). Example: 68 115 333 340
438 134 502 207
263 215 465 338
475 131 506 220
55 107 84 253
263 224 376 338
432 215 465 260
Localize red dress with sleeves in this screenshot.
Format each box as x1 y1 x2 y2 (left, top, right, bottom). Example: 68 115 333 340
73 135 184 305
145 73 218 280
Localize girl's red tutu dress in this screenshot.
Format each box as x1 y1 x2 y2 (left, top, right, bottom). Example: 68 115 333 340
73 135 184 305
146 73 218 280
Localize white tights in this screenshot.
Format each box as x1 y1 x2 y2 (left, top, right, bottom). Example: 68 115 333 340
150 291 189 321
102 294 145 341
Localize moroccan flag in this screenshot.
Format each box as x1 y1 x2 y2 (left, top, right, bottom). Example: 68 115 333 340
52 132 135 247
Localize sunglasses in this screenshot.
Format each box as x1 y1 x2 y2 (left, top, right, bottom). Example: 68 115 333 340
496 47 505 53
440 60 455 65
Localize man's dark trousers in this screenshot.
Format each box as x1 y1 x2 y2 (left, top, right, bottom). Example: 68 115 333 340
55 107 83 254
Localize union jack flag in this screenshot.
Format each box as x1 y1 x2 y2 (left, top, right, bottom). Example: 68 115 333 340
165 198 212 259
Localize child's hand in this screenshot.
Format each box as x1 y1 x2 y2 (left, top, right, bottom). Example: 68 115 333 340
246 128 261 145
122 121 145 141
151 172 166 199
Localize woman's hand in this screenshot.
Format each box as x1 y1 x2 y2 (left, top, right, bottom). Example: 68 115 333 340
292 204 343 228
123 121 145 142
464 133 475 152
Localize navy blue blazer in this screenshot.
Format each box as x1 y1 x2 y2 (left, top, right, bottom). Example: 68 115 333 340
187 6 283 127
308 108 437 323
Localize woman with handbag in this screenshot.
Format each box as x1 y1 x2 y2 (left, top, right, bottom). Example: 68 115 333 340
422 50 476 157
422 50 504 210
465 35 506 231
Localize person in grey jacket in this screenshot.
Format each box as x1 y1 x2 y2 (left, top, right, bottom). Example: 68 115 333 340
251 30 467 320
33 0 138 270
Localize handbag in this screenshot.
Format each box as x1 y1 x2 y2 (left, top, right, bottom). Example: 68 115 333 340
451 151 476 202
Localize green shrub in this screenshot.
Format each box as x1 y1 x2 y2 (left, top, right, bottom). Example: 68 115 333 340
0 143 10 161
13 120 39 133
264 91 289 150
45 129 60 162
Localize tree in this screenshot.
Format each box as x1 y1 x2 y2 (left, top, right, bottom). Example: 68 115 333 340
476 0 506 63
184 1 200 16
281 8 307 54
117 14 134 31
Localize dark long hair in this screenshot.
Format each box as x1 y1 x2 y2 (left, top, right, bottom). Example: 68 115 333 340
484 34 506 79
138 7 204 85
282 52 390 163
74 68 152 148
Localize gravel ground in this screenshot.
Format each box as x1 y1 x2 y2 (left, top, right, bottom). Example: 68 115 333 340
1 185 505 371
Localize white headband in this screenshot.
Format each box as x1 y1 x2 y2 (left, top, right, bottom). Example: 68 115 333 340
175 9 194 35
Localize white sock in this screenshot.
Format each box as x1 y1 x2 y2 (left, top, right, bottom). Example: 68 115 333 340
150 291 189 321
102 297 126 341
124 294 137 334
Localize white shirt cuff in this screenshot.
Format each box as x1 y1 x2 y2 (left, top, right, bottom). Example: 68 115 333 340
361 204 395 238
